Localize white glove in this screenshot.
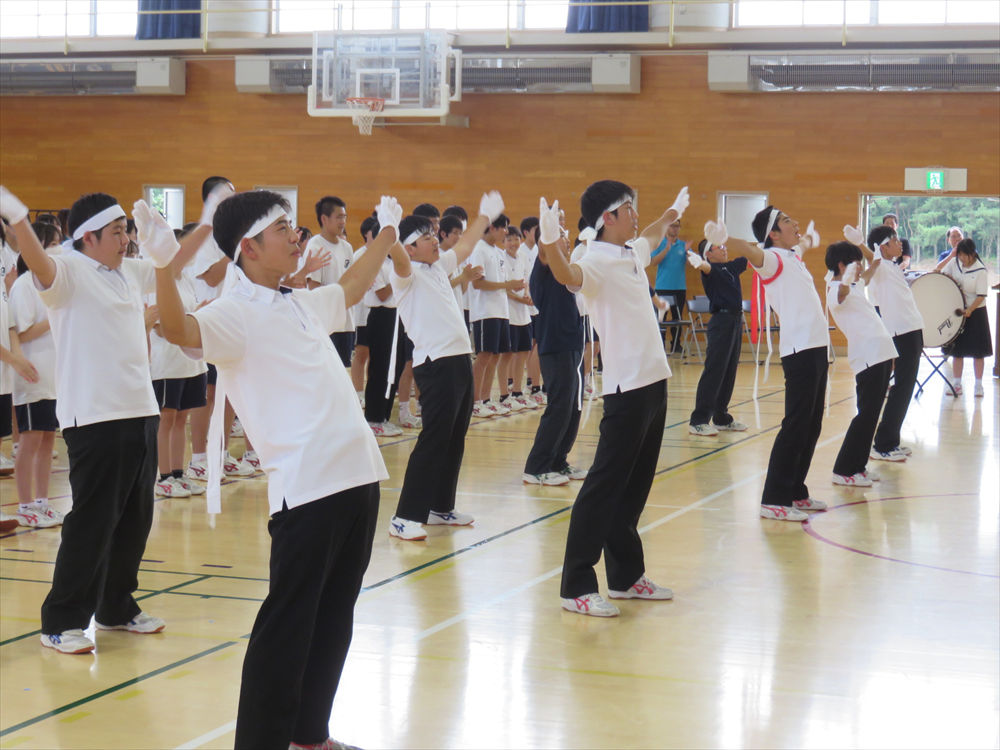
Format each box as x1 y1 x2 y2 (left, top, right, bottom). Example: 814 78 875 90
375 195 402 234
538 197 561 245
687 249 709 271
703 219 728 247
843 224 864 246
841 260 860 285
804 220 820 249
0 186 29 225
669 186 690 220
132 200 180 269
479 191 504 223
200 182 234 227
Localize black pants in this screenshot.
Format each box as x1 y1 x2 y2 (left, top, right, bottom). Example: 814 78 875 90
690 312 741 426
874 329 922 453
395 355 474 522
0 393 11 438
330 331 356 369
40 415 159 634
235 483 379 750
834 360 892 477
524 349 582 475
364 307 406 424
656 288 686 353
761 347 828 507
560 379 667 598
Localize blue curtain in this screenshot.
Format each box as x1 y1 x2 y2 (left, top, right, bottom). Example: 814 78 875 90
137 0 201 40
566 0 650 33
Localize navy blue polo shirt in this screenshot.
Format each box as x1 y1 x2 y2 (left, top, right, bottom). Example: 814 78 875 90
529 260 584 354
700 257 748 313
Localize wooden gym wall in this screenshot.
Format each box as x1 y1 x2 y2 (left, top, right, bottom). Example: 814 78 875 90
1 55 998 309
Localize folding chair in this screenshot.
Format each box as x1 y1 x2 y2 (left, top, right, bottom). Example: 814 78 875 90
684 296 711 361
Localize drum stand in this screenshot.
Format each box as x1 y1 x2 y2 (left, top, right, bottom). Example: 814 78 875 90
916 348 958 397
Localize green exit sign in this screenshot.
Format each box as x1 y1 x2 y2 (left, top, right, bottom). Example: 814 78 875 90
926 170 945 190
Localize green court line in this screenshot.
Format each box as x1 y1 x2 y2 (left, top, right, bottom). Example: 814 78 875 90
0 641 238 738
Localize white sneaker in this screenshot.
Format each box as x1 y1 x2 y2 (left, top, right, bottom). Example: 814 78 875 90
156 477 191 498
560 593 619 617
388 516 427 541
242 450 261 471
426 509 474 526
832 472 872 487
230 418 245 437
861 467 880 482
760 504 808 521
714 420 748 432
522 471 571 486
974 382 984 397
223 453 254 477
949 382 963 396
503 397 525 412
558 465 588 481
490 400 511 416
608 575 673 600
0 453 13 476
688 423 718 437
380 422 403 437
399 414 423 429
516 395 538 410
413 401 421 416
185 458 208 481
175 476 205 495
870 448 906 462
95 611 165 634
894 445 913 457
472 403 488 418
792 497 828 511
17 506 62 528
40 629 95 654
532 391 547 406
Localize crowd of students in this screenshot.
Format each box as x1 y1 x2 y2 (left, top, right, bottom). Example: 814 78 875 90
0 177 991 750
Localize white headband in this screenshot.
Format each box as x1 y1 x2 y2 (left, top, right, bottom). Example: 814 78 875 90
593 195 631 232
234 205 290 263
578 227 597 242
403 229 426 246
460 220 468 231
72 204 126 240
760 208 779 246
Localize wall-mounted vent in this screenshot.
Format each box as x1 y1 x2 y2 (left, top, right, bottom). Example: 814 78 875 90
460 53 638 94
235 56 311 93
0 58 185 96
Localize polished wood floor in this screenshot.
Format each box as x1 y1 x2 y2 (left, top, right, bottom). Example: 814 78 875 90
1 345 997 750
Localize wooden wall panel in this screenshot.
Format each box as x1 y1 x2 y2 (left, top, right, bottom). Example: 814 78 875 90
2 55 998 337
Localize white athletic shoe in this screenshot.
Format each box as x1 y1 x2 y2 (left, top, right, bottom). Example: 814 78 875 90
242 451 261 471
0 453 13 476
399 414 423 429
607 575 673 601
426 509 474 526
522 471 571 486
156 477 191 498
688 423 718 437
472 403 488 418
230 418 245 438
185 458 208 481
558 465 588 481
860 467 880 482
40 629 95 654
16 505 63 527
504 397 525 412
760 504 808 522
223 453 254 477
531 391 547 406
388 516 427 541
490 400 511 416
516 395 538 410
95 611 165 634
792 497 828 511
870 447 906 462
175 476 206 495
974 382 984 397
714 420 748 432
832 472 872 487
560 593 620 617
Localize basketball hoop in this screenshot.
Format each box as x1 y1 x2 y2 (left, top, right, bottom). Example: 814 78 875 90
345 97 384 136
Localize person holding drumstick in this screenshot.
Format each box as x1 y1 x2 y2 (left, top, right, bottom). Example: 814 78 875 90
935 238 992 397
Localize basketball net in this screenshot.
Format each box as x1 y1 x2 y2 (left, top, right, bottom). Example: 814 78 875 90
346 97 384 136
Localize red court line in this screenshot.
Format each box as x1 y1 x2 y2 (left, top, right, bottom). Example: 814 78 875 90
803 492 999 579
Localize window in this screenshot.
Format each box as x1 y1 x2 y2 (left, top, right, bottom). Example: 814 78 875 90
254 186 299 226
144 185 185 230
735 0 998 27
0 0 137 39
718 192 768 243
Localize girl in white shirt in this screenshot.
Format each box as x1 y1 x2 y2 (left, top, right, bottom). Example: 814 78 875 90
936 238 992 397
824 242 898 487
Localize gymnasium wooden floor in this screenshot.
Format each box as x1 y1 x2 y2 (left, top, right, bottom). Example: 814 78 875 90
1 345 997 750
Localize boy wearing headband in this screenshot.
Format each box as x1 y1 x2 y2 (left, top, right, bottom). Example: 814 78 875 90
385 192 504 541
704 207 828 522
0 185 219 654
150 189 400 750
542 181 688 617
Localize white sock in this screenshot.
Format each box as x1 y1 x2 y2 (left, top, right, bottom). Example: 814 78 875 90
400 401 411 420
191 452 206 463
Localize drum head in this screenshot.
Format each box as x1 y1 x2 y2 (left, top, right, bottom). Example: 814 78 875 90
909 273 965 347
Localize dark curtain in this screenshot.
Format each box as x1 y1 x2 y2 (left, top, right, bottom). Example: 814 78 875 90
137 0 201 40
566 0 650 33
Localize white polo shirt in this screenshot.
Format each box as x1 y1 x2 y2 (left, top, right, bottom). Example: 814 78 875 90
827 281 898 375
391 249 472 365
505 249 532 327
0 243 16 396
304 234 355 333
942 257 989 306
9 272 56 406
450 255 469 313
349 246 371 327
570 242 589 317
574 238 671 395
365 256 396 309
148 271 208 381
519 243 539 316
751 247 829 358
36 253 159 429
867 255 923 337
468 240 509 322
188 270 387 514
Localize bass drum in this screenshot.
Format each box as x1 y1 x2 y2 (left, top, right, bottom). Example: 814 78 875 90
908 272 966 348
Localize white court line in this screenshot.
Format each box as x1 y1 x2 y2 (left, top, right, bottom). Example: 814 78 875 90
176 429 846 749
